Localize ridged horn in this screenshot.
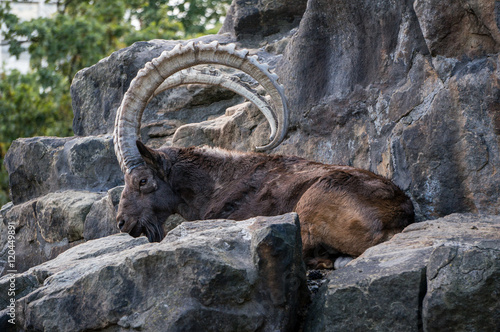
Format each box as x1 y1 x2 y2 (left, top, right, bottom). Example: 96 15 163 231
114 41 288 173
151 67 278 141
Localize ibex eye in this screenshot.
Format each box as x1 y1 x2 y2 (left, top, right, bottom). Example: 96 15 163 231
139 179 148 186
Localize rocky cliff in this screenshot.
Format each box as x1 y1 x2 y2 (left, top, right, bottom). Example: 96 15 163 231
1 0 500 331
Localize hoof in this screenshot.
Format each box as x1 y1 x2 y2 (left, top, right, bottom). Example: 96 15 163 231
334 256 353 269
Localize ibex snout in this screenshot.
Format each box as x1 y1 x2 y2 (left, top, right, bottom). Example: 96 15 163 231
117 218 125 231
116 212 131 232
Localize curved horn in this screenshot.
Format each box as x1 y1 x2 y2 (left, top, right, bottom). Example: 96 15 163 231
113 69 279 172
151 68 278 141
114 41 288 173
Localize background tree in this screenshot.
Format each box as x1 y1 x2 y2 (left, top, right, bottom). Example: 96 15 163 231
0 0 231 205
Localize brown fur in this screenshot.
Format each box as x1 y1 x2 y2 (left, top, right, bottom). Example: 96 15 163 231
117 142 415 268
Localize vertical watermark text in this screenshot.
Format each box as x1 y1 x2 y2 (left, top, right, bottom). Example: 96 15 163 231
6 219 16 325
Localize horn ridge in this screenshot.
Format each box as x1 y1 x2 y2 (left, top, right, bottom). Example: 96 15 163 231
114 40 288 172
151 68 278 141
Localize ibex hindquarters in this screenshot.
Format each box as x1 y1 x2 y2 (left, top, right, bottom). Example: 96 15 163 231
293 169 414 268
169 148 414 268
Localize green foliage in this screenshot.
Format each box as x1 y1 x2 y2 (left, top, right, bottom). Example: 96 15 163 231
0 70 73 140
0 69 73 206
0 0 231 206
168 0 231 35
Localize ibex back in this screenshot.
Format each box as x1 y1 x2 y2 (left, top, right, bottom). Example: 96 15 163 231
117 142 414 268
113 41 415 268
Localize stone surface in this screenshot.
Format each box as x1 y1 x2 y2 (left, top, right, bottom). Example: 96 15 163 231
172 101 272 151
4 135 123 205
35 191 102 243
414 0 500 58
275 0 500 220
0 189 121 276
141 85 244 148
71 34 236 137
220 0 307 42
83 186 122 241
391 55 500 218
305 213 500 332
1 213 307 332
423 246 500 331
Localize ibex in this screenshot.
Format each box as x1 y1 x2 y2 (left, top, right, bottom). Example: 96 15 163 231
114 41 415 268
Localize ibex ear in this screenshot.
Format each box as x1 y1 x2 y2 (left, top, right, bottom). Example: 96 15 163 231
136 141 171 179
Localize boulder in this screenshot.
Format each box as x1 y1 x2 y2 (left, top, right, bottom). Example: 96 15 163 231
4 135 122 205
0 189 120 276
1 213 308 332
305 213 500 331
172 101 272 151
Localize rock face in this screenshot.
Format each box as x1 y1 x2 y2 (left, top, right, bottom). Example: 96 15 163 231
220 0 308 42
273 0 500 220
0 189 119 276
414 0 500 58
0 214 307 332
304 214 500 332
2 0 500 330
4 135 122 205
70 34 238 138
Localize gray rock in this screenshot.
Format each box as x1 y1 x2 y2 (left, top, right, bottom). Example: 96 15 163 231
146 86 245 148
220 0 307 42
71 34 236 137
414 0 500 58
392 55 500 219
35 190 102 243
278 0 428 129
83 186 122 240
274 0 500 221
4 135 123 205
4 136 72 204
1 213 307 332
305 213 500 332
172 101 273 152
0 190 119 276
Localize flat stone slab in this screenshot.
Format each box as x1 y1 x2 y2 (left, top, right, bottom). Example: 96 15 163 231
305 213 500 332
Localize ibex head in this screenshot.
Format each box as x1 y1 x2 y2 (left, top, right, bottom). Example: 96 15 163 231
113 41 288 241
116 141 178 242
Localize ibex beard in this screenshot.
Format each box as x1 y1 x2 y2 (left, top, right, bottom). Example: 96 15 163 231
117 141 415 269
